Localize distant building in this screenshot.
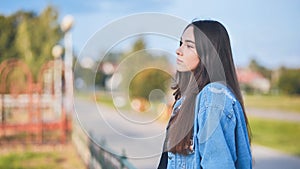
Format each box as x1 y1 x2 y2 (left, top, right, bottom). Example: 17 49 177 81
236 68 271 93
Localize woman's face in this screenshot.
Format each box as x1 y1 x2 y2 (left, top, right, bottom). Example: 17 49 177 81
176 26 200 72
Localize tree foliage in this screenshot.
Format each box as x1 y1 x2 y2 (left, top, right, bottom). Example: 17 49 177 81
0 15 18 60
249 59 272 80
246 59 300 95
94 37 172 101
126 38 172 100
129 68 171 101
0 6 62 80
277 68 300 95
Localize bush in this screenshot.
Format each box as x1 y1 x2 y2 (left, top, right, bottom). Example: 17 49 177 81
129 68 171 101
277 68 300 95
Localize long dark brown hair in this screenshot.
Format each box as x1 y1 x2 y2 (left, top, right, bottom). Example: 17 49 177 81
166 20 251 155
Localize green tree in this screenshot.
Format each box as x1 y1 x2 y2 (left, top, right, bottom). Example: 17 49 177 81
123 37 172 100
249 58 272 79
0 15 19 61
129 68 171 100
14 6 62 79
0 6 62 79
95 52 121 88
277 68 300 95
132 37 146 52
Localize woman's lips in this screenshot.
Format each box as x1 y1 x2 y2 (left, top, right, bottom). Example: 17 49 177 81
176 58 183 63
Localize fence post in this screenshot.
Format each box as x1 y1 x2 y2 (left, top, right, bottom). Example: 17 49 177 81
88 132 95 169
60 109 67 143
1 94 5 139
121 149 127 169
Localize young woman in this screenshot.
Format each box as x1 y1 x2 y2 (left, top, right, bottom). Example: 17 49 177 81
157 20 252 169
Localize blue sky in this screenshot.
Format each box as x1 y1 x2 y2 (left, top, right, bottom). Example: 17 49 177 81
1 0 300 69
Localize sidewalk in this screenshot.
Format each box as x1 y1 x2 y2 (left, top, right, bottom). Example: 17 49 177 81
247 107 300 122
252 145 300 169
74 99 300 169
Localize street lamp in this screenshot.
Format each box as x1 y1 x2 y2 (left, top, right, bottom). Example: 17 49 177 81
61 15 74 33
61 15 74 114
52 45 63 116
52 45 63 59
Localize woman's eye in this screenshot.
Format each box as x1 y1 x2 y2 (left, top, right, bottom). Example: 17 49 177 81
187 44 194 48
179 41 183 46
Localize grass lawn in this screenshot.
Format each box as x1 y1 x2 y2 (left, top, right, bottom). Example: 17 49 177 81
249 117 300 157
95 92 115 107
0 143 85 169
244 94 300 113
76 91 116 107
92 93 300 113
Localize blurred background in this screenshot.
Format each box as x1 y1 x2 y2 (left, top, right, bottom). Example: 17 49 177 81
0 0 300 169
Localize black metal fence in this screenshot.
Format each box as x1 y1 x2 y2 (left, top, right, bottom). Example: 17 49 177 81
72 120 137 169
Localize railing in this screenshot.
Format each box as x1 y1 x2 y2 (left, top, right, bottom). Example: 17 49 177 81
0 59 70 144
0 94 71 143
72 120 137 169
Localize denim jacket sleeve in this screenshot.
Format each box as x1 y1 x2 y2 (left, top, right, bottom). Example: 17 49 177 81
195 83 240 169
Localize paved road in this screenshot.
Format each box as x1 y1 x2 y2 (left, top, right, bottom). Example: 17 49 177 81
74 98 165 168
74 98 300 169
247 107 300 122
252 145 300 169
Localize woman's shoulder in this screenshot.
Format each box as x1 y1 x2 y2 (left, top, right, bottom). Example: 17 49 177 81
199 82 236 99
197 82 237 108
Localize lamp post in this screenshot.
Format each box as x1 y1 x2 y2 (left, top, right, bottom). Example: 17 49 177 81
61 15 74 114
52 45 63 116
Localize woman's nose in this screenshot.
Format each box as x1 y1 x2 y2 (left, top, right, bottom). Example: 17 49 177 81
176 47 183 56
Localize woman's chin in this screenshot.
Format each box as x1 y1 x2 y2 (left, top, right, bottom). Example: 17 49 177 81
176 66 191 72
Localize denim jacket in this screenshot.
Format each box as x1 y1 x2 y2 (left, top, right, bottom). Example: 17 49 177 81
167 82 252 169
